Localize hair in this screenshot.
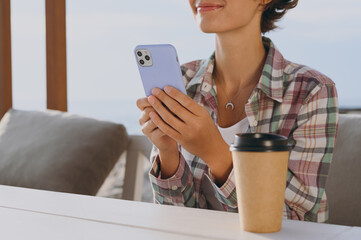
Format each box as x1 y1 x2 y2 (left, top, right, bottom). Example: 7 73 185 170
261 0 298 34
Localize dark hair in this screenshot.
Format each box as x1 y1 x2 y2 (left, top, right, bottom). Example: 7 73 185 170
261 0 298 34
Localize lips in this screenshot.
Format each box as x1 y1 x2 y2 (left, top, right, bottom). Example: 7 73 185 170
196 2 224 13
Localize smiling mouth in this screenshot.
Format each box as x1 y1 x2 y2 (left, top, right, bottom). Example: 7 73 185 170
196 4 223 13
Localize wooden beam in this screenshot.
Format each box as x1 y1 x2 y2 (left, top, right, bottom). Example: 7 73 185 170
0 0 12 119
46 0 67 111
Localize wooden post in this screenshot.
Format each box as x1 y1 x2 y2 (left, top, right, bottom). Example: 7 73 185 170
0 0 12 119
46 0 67 111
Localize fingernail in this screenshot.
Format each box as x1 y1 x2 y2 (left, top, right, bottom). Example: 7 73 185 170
148 96 155 104
164 86 171 93
152 88 160 95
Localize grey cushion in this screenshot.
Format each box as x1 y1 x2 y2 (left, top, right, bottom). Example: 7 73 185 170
0 109 128 195
326 114 361 227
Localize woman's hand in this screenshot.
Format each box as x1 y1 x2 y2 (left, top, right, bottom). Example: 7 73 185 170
147 86 232 184
136 97 179 178
136 97 178 153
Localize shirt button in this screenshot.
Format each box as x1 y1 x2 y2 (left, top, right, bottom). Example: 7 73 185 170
253 120 258 126
171 185 178 191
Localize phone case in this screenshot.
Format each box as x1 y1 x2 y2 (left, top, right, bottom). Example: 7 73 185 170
134 44 186 97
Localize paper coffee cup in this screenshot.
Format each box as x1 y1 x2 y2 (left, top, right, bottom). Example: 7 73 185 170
230 133 292 233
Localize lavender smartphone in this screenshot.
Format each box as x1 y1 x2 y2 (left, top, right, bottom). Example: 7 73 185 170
134 44 186 97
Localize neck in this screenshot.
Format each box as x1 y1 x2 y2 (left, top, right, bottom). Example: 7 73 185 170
214 18 266 96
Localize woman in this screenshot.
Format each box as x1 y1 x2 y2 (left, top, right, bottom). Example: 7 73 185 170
136 0 338 222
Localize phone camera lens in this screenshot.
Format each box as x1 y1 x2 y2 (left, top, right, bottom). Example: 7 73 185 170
145 55 150 61
139 60 145 65
137 51 142 57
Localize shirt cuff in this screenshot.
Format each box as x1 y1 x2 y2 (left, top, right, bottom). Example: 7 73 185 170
204 168 238 209
149 152 189 196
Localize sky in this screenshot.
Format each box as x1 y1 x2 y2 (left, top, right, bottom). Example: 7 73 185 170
9 0 361 120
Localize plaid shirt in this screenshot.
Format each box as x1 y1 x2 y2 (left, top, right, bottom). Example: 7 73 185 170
148 37 338 223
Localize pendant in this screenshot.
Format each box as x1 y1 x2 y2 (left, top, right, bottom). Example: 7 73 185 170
225 102 234 110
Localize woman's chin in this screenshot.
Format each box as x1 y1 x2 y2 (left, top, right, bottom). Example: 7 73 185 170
199 28 216 34
197 22 225 34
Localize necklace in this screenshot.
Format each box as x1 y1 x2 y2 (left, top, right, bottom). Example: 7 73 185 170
216 82 235 111
213 71 240 111
212 62 236 111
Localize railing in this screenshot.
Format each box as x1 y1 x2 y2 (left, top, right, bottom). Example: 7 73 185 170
45 0 67 112
339 108 361 114
0 0 12 119
0 0 67 119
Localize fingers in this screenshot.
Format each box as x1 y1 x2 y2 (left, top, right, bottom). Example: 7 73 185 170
148 94 185 133
140 114 169 144
136 97 151 111
139 107 172 141
141 118 157 136
163 86 201 115
151 88 193 121
138 107 154 126
151 128 167 140
149 111 181 141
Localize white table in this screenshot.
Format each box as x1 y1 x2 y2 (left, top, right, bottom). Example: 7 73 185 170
0 185 359 240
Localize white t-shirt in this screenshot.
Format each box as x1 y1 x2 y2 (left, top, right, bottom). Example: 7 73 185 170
217 118 249 146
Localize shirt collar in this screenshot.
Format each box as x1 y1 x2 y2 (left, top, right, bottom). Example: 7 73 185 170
186 53 215 96
186 37 285 103
256 37 284 103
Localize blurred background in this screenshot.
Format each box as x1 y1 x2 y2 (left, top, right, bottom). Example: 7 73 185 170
10 0 361 134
